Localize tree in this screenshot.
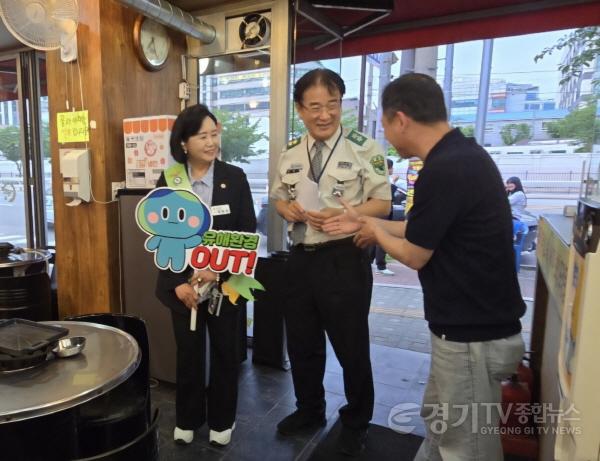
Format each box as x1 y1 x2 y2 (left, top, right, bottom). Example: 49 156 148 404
289 107 305 140
535 27 600 85
500 123 532 146
0 126 22 175
543 99 597 151
213 109 268 163
459 125 475 137
544 120 562 139
341 109 359 131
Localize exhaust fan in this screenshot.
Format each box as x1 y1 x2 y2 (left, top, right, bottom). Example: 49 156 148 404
226 11 271 52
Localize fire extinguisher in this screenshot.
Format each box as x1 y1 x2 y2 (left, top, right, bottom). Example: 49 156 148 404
516 354 534 395
501 373 531 429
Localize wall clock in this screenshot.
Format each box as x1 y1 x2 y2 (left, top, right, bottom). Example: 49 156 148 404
133 15 171 71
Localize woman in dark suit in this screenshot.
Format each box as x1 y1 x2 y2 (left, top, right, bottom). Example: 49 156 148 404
155 104 256 447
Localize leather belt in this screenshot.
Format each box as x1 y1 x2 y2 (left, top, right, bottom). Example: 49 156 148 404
292 236 354 252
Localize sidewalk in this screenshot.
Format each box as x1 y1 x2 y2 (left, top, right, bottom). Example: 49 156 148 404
369 260 536 353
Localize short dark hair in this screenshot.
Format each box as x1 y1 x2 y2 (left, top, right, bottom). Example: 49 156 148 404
381 73 447 123
293 68 346 104
386 158 393 169
170 103 218 163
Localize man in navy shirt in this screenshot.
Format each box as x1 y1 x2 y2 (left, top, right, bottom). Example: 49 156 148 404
324 73 525 461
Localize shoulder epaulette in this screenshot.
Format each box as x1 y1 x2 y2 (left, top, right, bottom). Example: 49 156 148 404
286 137 302 150
346 129 368 147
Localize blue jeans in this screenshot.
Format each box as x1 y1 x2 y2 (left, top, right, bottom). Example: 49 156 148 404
414 332 525 461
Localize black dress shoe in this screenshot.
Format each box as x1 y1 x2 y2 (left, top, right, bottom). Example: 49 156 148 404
277 410 326 436
336 426 368 457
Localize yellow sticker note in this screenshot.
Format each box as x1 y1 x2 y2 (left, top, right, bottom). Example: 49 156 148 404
57 110 89 143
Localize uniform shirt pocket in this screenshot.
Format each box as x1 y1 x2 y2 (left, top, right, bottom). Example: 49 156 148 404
281 172 302 186
322 167 362 204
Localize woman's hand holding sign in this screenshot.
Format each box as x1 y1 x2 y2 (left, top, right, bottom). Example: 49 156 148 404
175 270 219 311
193 270 219 285
175 283 198 311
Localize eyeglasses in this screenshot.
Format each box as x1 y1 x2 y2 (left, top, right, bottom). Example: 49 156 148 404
302 100 341 115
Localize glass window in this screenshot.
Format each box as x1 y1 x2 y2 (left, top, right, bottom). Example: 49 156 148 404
197 53 271 256
0 57 26 247
38 55 53 246
526 92 538 101
219 86 270 99
290 26 600 237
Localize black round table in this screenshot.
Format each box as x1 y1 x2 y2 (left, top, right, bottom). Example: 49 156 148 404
0 321 140 460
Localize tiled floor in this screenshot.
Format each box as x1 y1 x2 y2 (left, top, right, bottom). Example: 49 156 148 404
152 343 430 461
153 263 535 460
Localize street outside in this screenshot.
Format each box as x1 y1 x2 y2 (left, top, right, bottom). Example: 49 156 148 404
0 179 574 250
369 259 536 354
367 196 558 354
0 190 55 246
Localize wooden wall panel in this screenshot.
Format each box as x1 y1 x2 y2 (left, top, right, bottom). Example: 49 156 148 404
47 0 186 317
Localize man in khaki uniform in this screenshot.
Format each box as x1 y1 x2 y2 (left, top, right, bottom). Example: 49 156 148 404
270 69 390 457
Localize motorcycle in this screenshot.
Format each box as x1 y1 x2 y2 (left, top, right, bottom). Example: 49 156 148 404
516 210 538 252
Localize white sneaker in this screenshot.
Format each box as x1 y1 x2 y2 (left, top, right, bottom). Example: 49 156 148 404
209 423 236 446
376 268 395 276
174 427 194 444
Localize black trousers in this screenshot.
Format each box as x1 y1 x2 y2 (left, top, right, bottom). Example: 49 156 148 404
370 244 387 270
284 240 374 429
170 298 240 432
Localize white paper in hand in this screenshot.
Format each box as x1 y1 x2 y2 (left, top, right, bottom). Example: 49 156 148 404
296 175 321 212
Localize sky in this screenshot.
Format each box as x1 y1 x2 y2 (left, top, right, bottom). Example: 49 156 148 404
450 29 571 101
316 28 575 104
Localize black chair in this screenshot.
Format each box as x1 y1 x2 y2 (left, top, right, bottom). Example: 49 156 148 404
0 408 79 461
73 409 160 461
0 272 52 321
64 313 151 458
252 252 290 369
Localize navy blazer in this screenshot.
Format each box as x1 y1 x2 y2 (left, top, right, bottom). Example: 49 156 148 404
155 159 257 315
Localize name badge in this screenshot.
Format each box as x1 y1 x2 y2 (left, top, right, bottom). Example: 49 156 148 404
332 181 345 198
337 161 352 169
211 204 231 216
